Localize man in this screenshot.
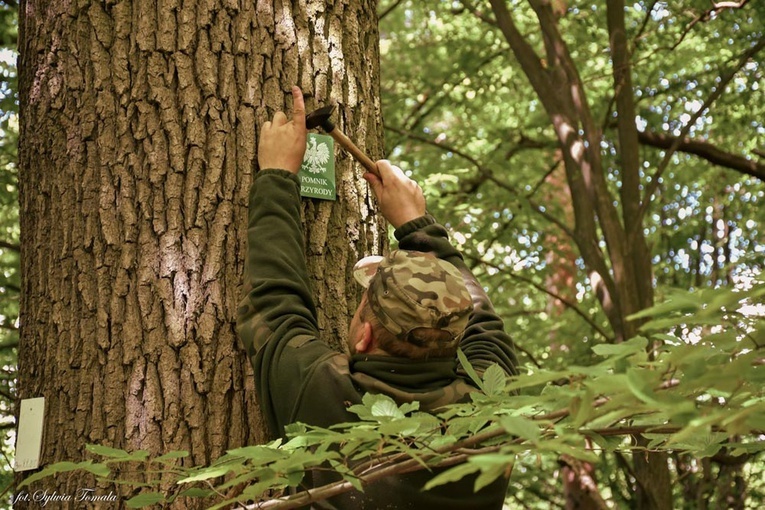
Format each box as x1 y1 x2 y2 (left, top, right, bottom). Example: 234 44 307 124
238 87 518 509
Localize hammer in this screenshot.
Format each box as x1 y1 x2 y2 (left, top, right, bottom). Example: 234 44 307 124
305 105 380 177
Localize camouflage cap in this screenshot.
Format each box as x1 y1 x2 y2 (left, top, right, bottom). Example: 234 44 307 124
352 250 473 347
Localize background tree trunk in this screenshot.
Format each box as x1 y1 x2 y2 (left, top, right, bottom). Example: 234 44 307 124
488 0 672 506
16 0 384 506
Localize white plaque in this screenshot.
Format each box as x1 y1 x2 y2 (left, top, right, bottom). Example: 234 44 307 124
14 397 45 472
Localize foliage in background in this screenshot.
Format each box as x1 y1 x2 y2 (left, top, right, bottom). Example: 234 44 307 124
0 0 17 502
378 0 764 507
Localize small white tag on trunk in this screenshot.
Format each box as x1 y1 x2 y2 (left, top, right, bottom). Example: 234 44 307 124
14 397 46 472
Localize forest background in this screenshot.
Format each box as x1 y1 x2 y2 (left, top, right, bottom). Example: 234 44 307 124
0 0 764 508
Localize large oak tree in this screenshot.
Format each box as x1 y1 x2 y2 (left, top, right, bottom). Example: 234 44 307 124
16 0 384 505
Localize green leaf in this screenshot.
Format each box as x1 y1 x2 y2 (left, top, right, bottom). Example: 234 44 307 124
330 461 364 492
178 465 235 483
216 469 266 491
77 444 149 463
285 470 305 487
241 477 290 499
284 423 307 437
371 397 405 420
348 393 405 422
667 432 729 457
482 363 507 396
729 442 765 456
153 450 190 463
226 445 286 463
19 461 111 488
473 463 507 492
585 431 626 452
399 401 420 414
85 444 133 458
626 368 661 406
126 492 166 508
572 388 595 428
500 416 540 442
539 440 599 463
457 349 485 392
178 488 215 498
505 370 571 392
423 462 480 491
592 336 648 357
82 461 112 478
379 417 424 436
629 291 702 322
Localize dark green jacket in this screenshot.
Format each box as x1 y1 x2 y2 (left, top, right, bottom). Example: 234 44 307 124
237 170 518 509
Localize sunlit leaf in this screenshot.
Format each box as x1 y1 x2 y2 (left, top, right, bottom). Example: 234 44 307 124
423 463 480 491
126 492 166 508
500 416 541 442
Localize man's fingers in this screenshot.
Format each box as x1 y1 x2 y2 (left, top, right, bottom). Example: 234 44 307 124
272 111 288 127
375 160 411 185
291 86 306 130
363 172 383 199
363 171 381 187
375 160 396 182
389 164 407 179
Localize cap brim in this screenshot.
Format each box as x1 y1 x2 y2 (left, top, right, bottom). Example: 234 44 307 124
353 255 384 288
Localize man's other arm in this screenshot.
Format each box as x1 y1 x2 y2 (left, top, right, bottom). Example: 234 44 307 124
364 161 518 377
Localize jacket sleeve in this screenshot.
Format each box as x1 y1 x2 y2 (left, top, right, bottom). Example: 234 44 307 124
394 215 519 377
236 169 335 435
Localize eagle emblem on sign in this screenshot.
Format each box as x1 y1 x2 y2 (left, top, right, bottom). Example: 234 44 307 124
303 137 331 174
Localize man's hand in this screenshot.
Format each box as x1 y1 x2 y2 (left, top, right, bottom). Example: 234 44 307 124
363 160 426 228
258 86 307 173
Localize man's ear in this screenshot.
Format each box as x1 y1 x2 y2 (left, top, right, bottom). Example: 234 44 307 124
353 322 375 353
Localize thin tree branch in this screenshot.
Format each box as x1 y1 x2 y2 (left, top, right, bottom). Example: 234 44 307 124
637 130 765 181
386 49 506 155
378 0 405 21
456 0 497 27
464 253 614 343
0 339 17 350
384 125 576 240
0 240 19 253
633 0 661 47
247 379 707 509
528 160 562 198
249 424 513 510
0 323 18 333
0 282 19 293
687 0 751 33
512 341 543 369
635 36 765 236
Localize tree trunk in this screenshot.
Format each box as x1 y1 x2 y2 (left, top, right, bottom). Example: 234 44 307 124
487 0 672 507
16 0 384 506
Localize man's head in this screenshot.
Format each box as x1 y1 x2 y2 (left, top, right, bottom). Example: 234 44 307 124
348 250 473 359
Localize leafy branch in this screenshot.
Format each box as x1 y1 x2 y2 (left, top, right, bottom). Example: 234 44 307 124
17 282 765 509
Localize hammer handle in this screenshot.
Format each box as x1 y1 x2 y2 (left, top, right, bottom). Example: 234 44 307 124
328 129 380 177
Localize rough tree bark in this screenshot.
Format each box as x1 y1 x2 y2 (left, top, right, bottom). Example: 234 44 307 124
16 0 384 506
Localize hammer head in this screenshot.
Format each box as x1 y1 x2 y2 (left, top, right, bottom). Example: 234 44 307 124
306 104 336 132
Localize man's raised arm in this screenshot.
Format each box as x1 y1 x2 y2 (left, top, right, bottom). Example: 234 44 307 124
237 87 331 435
364 161 518 377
